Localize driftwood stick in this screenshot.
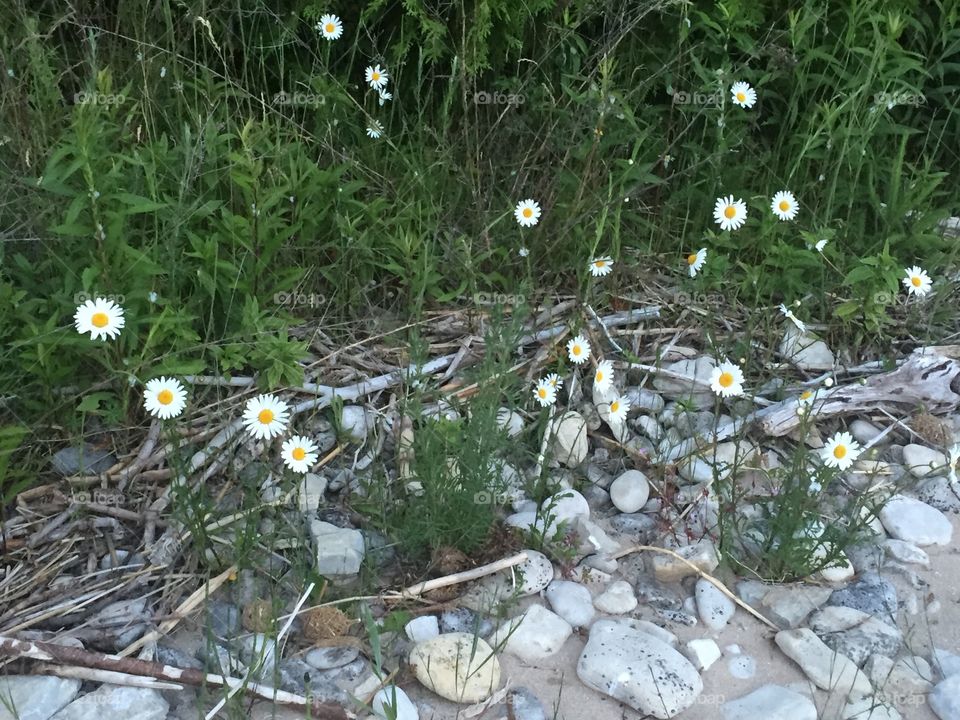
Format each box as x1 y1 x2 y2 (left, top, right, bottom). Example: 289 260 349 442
389 552 529 599
0 636 352 719
34 663 184 690
760 350 960 437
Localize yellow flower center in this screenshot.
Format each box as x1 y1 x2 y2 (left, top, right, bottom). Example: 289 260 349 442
292 447 306 461
372 72 380 81
687 253 698 265
724 205 736 219
538 388 547 399
595 260 606 268
610 401 619 413
833 445 847 459
736 92 746 102
157 389 174 405
718 372 734 388
325 23 335 33
91 312 109 328
779 200 790 211
911 276 921 287
800 390 813 400
596 370 604 382
572 345 581 356
258 409 274 425
522 207 533 218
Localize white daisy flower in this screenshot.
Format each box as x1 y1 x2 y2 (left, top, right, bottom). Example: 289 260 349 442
589 257 614 277
730 81 757 108
607 394 630 423
378 90 393 106
713 195 748 231
74 297 125 341
533 379 557 407
242 394 290 440
281 435 319 473
545 372 563 390
798 388 816 406
365 65 389 90
316 14 343 41
566 334 591 364
514 199 541 227
593 360 614 393
143 377 187 419
902 266 932 296
779 303 806 332
687 248 707 277
821 431 860 471
771 190 799 221
366 120 384 139
710 360 745 397
518 246 530 257
815 239 829 253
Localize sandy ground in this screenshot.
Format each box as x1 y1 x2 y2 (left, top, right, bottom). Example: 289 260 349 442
404 513 960 720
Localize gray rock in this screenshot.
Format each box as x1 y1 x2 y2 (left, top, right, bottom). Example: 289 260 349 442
879 495 953 546
0 676 80 720
438 607 493 637
631 415 664 442
155 644 203 670
546 411 589 467
276 657 346 704
297 473 327 513
758 585 833 629
696 577 736 631
545 580 596 628
850 420 883 446
609 512 657 537
902 444 949 479
624 387 665 413
864 654 933 696
917 476 960 512
491 604 572 662
593 580 637 614
69 598 150 651
882 539 930 567
308 520 365 575
779 326 835 370
577 620 703 718
339 405 374 442
720 684 817 720
651 357 717 408
505 687 547 720
933 647 960 679
775 628 872 699
304 645 361 670
204 601 241 637
928 674 960 720
651 540 719 582
807 606 902 665
238 633 277 676
842 698 902 720
49 686 168 720
829 572 898 618
51 444 116 476
609 470 650 513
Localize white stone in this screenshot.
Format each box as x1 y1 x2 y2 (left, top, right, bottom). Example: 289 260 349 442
297 473 327 513
546 411 588 467
308 521 365 575
458 549 552 612
652 540 720 582
929 674 960 720
408 633 501 703
879 495 953 546
850 420 883 445
720 684 817 720
49 686 168 720
541 489 590 523
491 604 572 663
609 470 650 513
404 616 440 644
0 677 80 720
652 357 717 407
496 408 525 438
818 549 856 583
372 685 419 720
775 628 872 699
695 577 735 631
933 647 960 679
545 581 596 628
882 539 930 567
902 444 949 478
577 620 703 719
842 698 902 720
593 581 637 614
622 619 678 646
516 549 554 594
684 638 721 671
633 415 664 441
339 405 373 442
780 325 835 370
